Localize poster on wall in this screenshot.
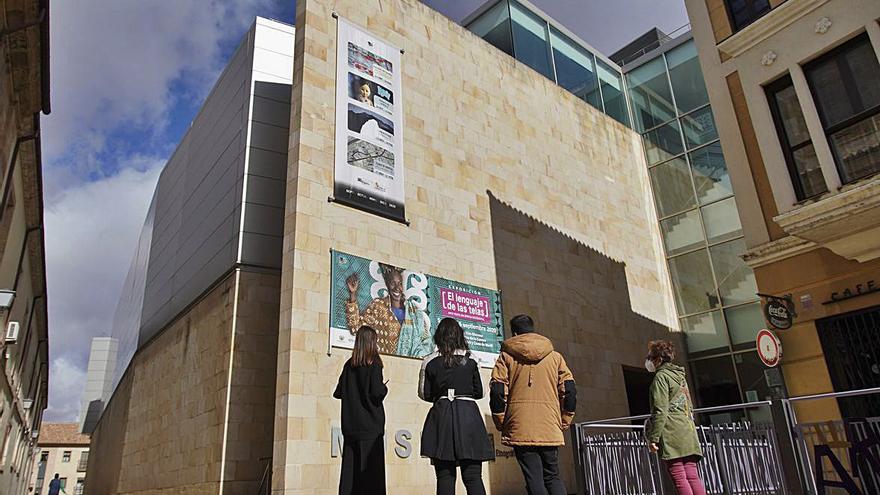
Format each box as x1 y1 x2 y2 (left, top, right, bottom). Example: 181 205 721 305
333 18 406 223
329 250 504 367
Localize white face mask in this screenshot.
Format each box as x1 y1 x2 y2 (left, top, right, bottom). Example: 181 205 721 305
645 359 656 373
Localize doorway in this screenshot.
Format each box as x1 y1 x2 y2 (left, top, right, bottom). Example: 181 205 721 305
816 306 880 418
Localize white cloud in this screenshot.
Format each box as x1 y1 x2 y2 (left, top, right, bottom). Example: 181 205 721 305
43 162 162 421
42 356 88 424
42 0 278 192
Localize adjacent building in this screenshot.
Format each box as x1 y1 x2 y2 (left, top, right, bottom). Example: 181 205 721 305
87 4 688 493
0 0 51 494
684 0 880 420
87 17 294 494
29 423 89 495
77 337 117 434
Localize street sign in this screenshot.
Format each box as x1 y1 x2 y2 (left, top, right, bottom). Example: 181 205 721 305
757 329 782 367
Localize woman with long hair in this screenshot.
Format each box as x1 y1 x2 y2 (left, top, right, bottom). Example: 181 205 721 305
334 326 387 495
645 340 706 495
419 318 495 495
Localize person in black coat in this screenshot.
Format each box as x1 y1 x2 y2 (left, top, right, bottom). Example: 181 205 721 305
419 318 495 495
334 326 388 495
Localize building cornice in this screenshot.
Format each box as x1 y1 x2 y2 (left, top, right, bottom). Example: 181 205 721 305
718 0 828 57
743 235 818 268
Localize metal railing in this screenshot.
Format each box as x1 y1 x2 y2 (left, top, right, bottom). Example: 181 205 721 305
572 387 880 495
785 387 880 495
573 401 785 495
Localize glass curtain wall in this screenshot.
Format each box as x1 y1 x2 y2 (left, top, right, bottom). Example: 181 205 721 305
466 0 630 126
626 39 779 420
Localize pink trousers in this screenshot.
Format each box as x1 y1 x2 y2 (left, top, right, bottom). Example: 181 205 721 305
666 456 706 495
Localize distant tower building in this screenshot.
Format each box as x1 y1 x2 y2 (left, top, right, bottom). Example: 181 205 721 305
78 337 118 433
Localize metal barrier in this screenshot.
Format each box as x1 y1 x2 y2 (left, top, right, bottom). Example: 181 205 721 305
572 388 880 495
572 387 880 495
573 401 788 495
785 388 880 495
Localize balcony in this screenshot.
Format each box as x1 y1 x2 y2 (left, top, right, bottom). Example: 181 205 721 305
717 0 826 57
773 176 880 262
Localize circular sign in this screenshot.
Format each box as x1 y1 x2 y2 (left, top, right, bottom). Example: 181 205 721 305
764 298 793 330
756 329 782 367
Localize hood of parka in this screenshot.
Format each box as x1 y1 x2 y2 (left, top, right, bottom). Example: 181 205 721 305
501 333 554 363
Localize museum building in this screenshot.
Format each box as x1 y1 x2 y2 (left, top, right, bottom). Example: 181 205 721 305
81 0 865 493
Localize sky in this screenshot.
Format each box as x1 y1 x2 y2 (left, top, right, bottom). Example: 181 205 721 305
42 0 687 422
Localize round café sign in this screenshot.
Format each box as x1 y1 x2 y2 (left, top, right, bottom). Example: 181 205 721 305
764 298 792 330
757 329 782 367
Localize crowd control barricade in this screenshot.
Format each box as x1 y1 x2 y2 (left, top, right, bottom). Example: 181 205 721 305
571 388 880 495
785 387 880 495
571 402 788 495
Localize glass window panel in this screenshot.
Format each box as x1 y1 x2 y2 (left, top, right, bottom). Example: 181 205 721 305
690 356 741 410
726 302 764 347
681 311 729 354
791 144 828 198
681 106 719 150
710 239 757 306
766 77 828 200
627 57 675 132
666 40 710 114
598 60 630 126
806 34 880 129
668 249 720 315
509 1 554 80
661 209 705 256
643 120 684 165
689 142 732 204
770 83 811 147
549 27 600 109
467 1 513 57
727 0 771 31
702 197 743 244
650 157 697 217
735 352 787 409
830 113 880 184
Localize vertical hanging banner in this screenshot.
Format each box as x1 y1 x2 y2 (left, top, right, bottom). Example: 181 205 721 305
330 251 504 367
334 18 406 223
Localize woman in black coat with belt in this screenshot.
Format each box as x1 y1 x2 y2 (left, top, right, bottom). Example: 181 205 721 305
419 318 495 495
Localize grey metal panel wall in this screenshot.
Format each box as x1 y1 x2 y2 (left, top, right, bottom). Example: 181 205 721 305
239 20 294 268
138 27 255 345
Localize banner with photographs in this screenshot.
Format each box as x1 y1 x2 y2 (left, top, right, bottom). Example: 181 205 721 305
329 250 504 367
334 18 405 222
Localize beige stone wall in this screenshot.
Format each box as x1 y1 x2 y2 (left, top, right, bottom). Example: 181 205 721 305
86 269 280 495
275 0 678 493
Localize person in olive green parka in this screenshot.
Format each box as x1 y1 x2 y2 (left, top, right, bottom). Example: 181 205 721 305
646 340 706 495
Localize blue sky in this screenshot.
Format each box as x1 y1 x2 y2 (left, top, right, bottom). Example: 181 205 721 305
42 0 687 422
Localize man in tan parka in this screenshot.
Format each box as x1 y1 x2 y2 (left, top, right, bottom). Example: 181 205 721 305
490 314 576 495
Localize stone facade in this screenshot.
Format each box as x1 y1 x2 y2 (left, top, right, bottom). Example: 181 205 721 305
85 270 280 494
274 0 678 492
